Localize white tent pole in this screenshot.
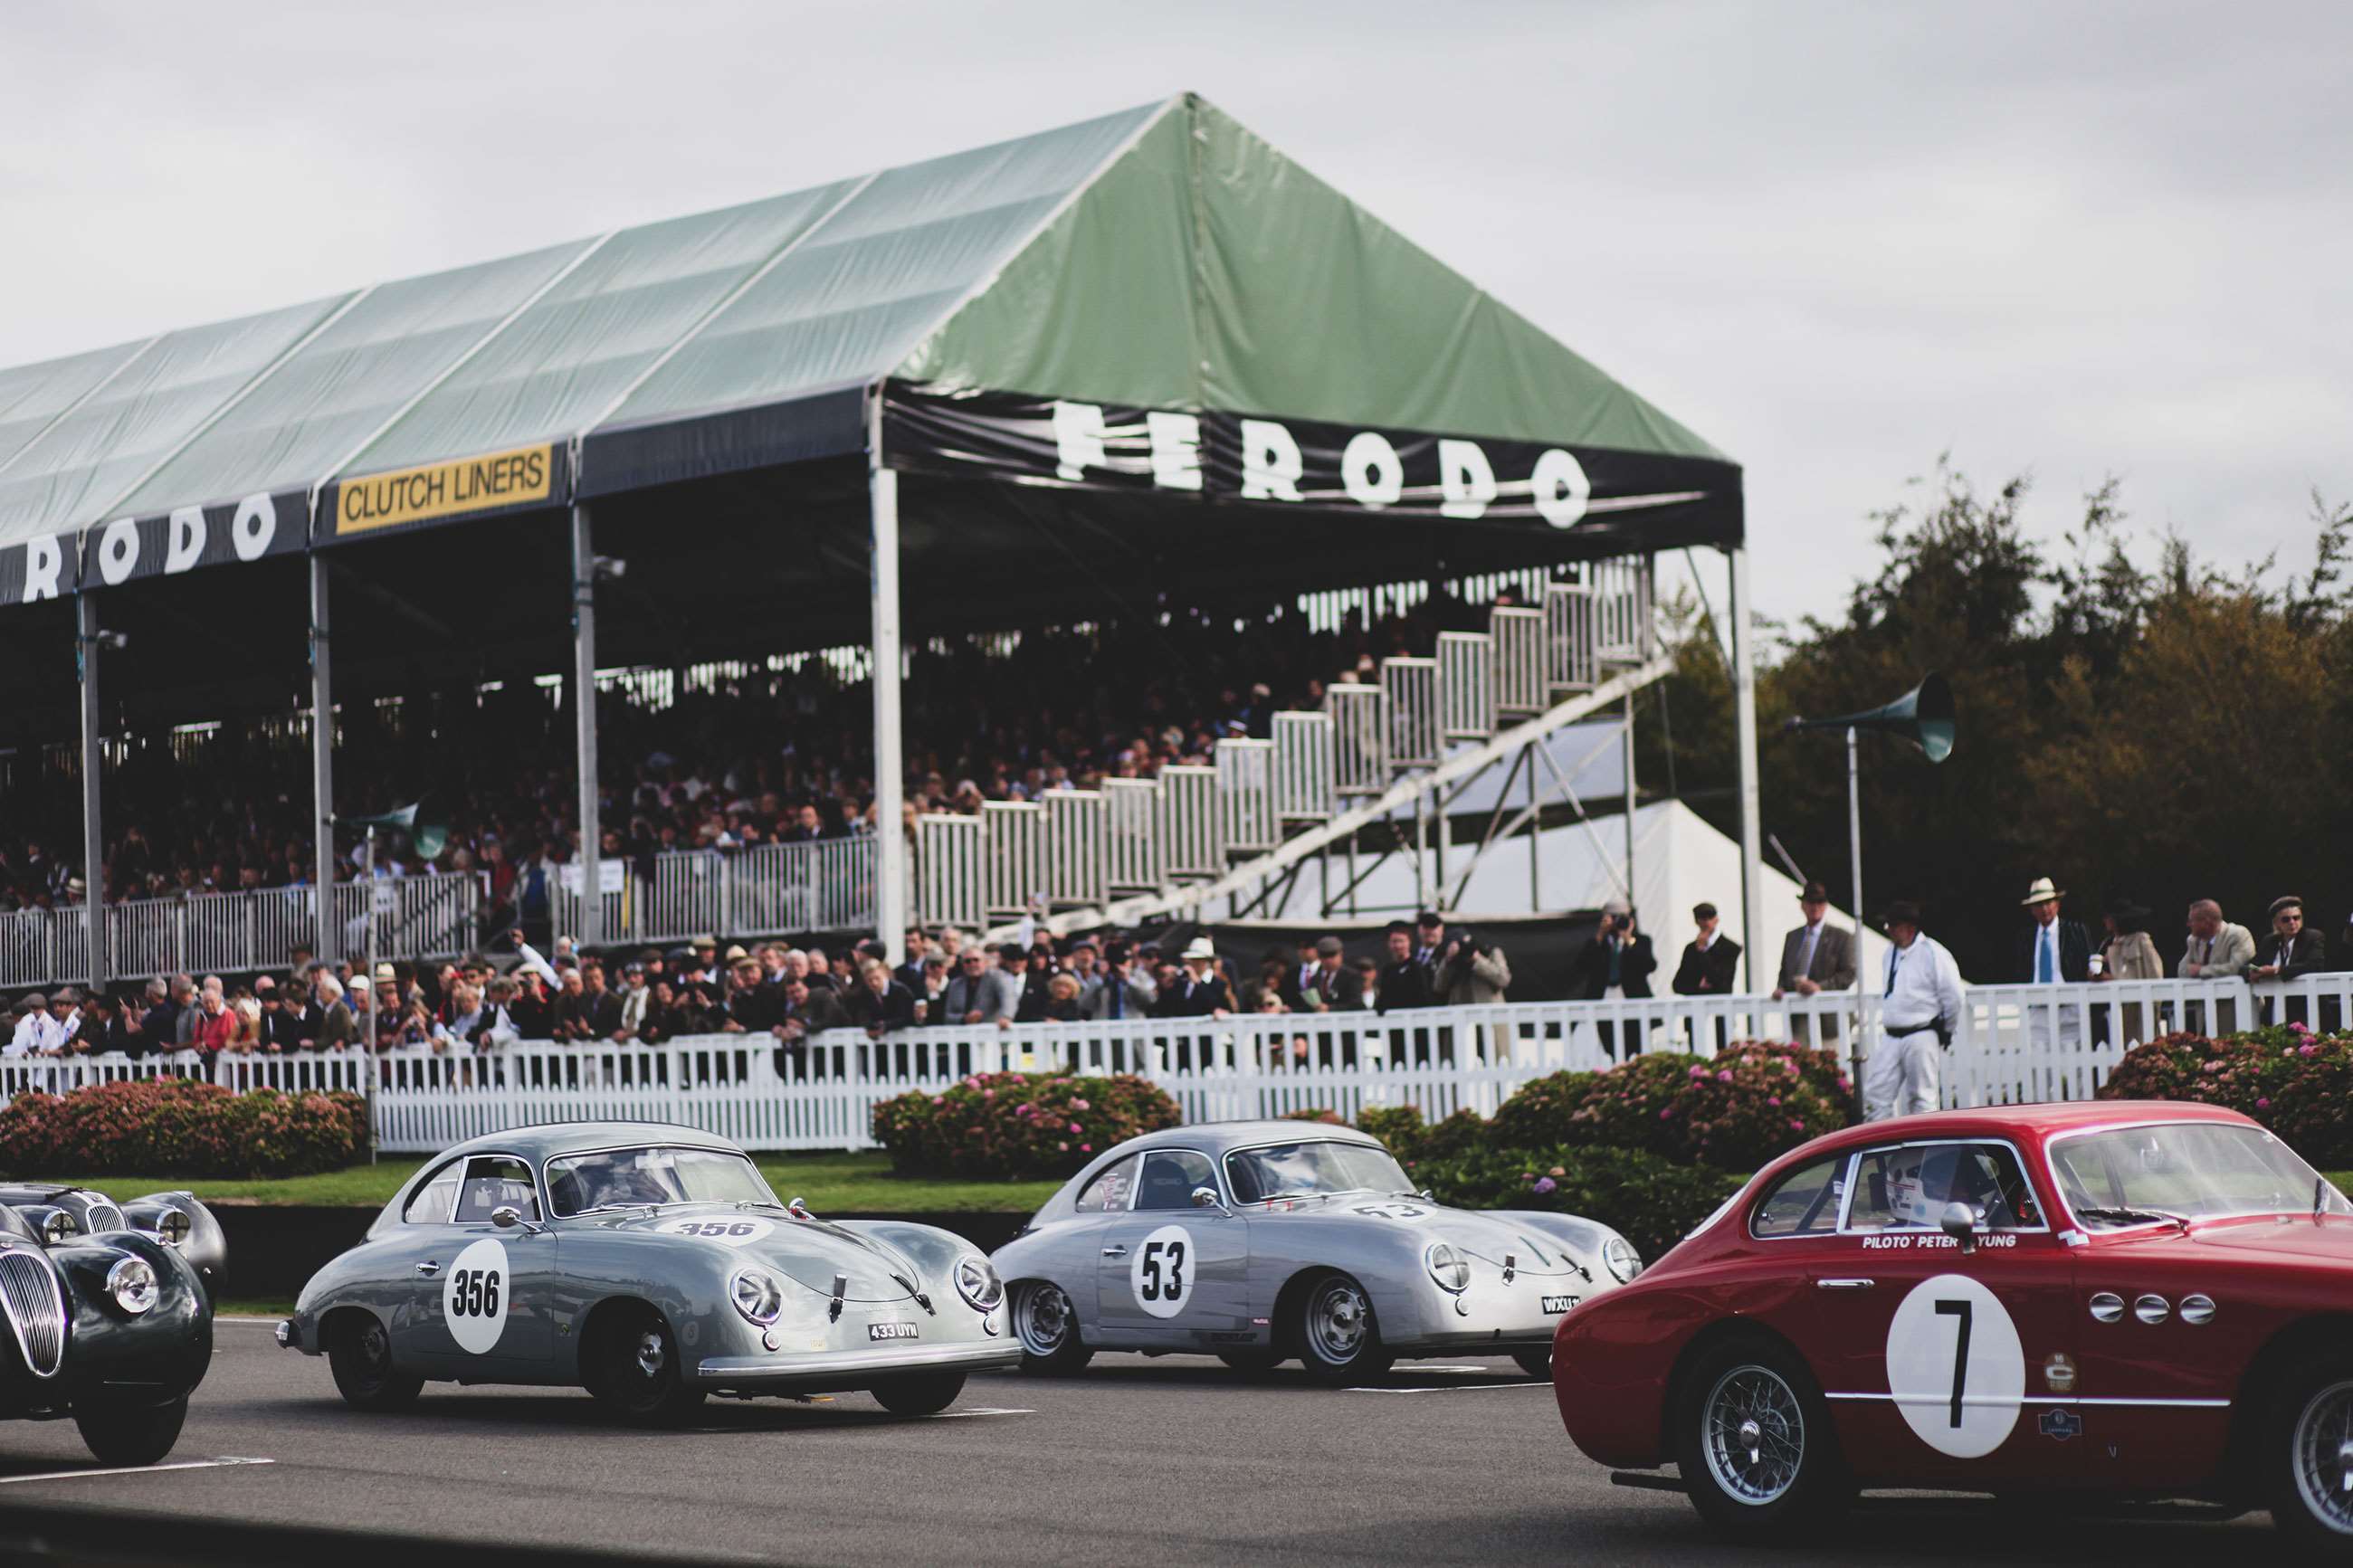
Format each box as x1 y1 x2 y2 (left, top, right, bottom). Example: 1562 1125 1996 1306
76 592 105 993
1728 546 1765 992
867 390 908 965
570 505 603 952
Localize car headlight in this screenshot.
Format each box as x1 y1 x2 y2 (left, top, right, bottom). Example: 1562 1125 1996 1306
42 1212 76 1245
953 1254 1003 1313
729 1267 784 1326
1602 1235 1642 1284
1424 1240 1471 1293
154 1209 191 1248
107 1256 158 1316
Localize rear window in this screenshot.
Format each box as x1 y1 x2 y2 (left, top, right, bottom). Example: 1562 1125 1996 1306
1750 1155 1844 1239
402 1159 462 1223
1073 1156 1137 1214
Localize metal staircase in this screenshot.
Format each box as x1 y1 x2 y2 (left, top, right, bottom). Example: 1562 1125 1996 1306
915 558 1662 936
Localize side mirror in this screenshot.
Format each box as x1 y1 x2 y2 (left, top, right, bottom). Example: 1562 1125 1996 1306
1190 1186 1226 1212
491 1205 541 1235
1939 1201 1978 1253
1420 1189 1435 1203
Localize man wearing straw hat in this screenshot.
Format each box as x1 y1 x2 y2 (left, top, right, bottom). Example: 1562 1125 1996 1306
2015 875 2091 1050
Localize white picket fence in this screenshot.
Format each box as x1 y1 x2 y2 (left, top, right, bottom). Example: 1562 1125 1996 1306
5 975 2339 1156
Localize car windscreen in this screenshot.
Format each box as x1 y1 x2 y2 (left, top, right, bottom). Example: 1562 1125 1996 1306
2049 1123 2353 1229
544 1146 776 1217
1225 1140 1412 1204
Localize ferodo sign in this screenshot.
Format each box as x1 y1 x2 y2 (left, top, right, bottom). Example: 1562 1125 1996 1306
330 443 557 537
882 386 1742 549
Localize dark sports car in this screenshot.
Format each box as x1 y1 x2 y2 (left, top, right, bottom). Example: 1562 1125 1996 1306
0 1184 227 1300
0 1201 214 1464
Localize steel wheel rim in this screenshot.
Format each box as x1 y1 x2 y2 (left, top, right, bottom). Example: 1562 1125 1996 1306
1700 1364 1805 1506
2291 1379 2353 1533
633 1326 667 1382
1305 1279 1370 1364
1015 1285 1072 1357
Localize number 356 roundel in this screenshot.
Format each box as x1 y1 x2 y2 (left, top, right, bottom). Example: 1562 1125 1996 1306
1885 1273 2024 1459
443 1237 511 1354
1130 1224 1193 1318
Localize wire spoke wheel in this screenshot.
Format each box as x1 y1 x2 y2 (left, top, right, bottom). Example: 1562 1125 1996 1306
1700 1364 1806 1506
2291 1379 2353 1535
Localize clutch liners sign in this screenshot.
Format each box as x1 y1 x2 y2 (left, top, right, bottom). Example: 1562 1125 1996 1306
334 443 555 536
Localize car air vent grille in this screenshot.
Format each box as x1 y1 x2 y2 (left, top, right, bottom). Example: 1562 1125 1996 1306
84 1202 125 1234
0 1249 67 1378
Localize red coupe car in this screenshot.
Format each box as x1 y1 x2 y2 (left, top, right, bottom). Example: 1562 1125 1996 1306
1553 1100 2353 1550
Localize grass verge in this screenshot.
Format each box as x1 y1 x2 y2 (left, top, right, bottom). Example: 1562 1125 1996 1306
52 1150 1057 1214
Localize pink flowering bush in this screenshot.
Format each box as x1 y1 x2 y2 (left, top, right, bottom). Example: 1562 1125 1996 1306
1486 1042 1849 1172
871 1071 1179 1180
2101 1026 2353 1166
0 1079 367 1178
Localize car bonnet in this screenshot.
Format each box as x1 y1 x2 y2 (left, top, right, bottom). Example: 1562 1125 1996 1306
592 1205 925 1303
1250 1199 1591 1276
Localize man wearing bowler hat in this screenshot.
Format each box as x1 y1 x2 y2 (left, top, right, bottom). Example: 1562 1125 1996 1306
1772 881 1856 1046
1865 900 1965 1120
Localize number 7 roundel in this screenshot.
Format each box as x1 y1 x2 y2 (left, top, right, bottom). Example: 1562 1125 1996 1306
1884 1273 2024 1458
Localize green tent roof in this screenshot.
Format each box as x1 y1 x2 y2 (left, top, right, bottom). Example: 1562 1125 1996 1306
0 93 1734 597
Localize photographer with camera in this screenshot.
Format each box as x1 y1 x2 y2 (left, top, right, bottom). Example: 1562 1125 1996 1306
1569 898 1654 1060
1434 927 1510 1005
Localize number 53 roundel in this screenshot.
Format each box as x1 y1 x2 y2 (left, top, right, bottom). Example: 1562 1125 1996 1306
1884 1273 2025 1459
1130 1224 1193 1319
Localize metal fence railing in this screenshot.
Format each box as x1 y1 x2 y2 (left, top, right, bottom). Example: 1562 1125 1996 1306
1271 711 1334 823
1491 604 1547 717
1593 555 1656 667
1436 630 1494 741
8 975 2320 1156
980 800 1043 919
1215 737 1278 856
1044 789 1108 909
1158 763 1221 879
1544 580 1596 696
1326 681 1389 797
916 813 986 933
1102 777 1162 893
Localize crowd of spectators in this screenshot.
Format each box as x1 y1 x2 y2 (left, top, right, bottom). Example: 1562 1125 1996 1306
0 911 1514 1069
0 592 1501 919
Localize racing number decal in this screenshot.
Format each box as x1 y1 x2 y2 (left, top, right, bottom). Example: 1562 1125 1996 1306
1130 1223 1194 1318
443 1237 511 1354
665 1217 775 1248
1884 1273 2023 1458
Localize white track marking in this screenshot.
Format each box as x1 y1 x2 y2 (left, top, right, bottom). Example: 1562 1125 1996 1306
927 1407 1034 1420
1345 1382 1549 1394
0 1456 274 1486
220 1316 288 1324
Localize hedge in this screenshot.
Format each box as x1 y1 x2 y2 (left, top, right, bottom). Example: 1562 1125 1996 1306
2101 1025 2353 1166
0 1079 367 1178
1488 1042 1849 1171
872 1070 1182 1180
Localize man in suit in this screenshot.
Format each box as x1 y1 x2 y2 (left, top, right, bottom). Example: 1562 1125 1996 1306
2177 898 2254 1034
1772 881 1856 1046
1153 937 1235 1019
1083 942 1158 1023
2016 876 2091 1048
1374 922 1433 1014
1672 901 1743 1051
1302 936 1365 1012
1568 898 1655 1060
2250 894 2331 1030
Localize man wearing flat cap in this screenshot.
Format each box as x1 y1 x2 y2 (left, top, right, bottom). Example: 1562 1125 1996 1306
1772 881 1855 1047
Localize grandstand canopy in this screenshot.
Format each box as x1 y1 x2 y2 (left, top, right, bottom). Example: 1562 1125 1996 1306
0 92 1739 741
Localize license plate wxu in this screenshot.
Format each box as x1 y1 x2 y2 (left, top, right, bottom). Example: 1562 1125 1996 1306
1541 1295 1579 1314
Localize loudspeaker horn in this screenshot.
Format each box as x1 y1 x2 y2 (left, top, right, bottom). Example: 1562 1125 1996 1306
1783 672 1955 763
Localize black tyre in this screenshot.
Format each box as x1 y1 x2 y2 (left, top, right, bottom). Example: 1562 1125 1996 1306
586 1307 706 1427
871 1371 967 1415
1292 1271 1394 1386
1512 1347 1553 1380
328 1313 424 1412
1217 1349 1285 1375
1011 1281 1093 1375
1673 1335 1848 1542
73 1393 187 1467
2263 1354 2353 1554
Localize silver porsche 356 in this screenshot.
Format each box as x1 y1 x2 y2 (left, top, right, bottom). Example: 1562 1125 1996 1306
992 1120 1643 1383
279 1121 1019 1423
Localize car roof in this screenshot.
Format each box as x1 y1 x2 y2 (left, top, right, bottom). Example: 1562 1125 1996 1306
425 1121 747 1164
1108 1120 1385 1158
1781 1099 2254 1165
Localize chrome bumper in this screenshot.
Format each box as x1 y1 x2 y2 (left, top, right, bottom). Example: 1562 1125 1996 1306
696 1340 1022 1383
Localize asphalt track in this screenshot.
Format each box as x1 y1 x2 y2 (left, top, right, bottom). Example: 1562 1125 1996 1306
0 1320 2276 1566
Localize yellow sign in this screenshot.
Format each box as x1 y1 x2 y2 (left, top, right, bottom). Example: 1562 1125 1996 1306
335 444 554 535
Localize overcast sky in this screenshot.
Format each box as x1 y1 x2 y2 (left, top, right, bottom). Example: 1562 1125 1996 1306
5 1 2346 631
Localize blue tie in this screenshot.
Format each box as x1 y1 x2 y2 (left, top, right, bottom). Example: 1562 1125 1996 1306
1109 984 1123 1020
2035 931 2053 984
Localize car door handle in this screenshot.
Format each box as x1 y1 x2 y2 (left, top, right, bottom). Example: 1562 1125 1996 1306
414 1260 441 1277
1100 1245 1129 1259
1815 1278 1875 1291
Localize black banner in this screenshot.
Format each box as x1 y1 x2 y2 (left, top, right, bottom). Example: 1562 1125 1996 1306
81 487 310 587
0 529 80 604
883 385 1742 549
